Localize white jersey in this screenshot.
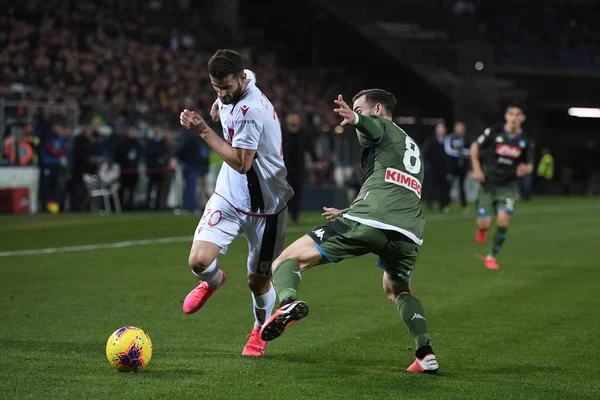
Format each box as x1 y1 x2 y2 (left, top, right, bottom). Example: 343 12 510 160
215 70 293 216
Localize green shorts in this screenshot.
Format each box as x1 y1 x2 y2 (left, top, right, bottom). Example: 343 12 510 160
476 183 517 218
306 218 419 282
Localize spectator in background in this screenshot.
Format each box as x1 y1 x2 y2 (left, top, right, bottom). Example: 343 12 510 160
283 113 315 224
344 159 363 205
2 123 38 166
536 147 554 195
422 122 450 213
313 155 335 185
40 118 71 211
177 129 209 213
207 148 223 194
444 121 470 211
582 140 598 196
169 28 180 52
454 0 476 16
89 124 110 170
159 128 177 210
70 121 99 211
145 123 170 210
115 126 141 211
0 0 378 208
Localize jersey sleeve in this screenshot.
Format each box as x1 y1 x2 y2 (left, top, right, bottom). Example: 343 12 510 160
355 115 385 147
231 104 264 150
443 134 461 157
522 139 535 165
476 127 493 150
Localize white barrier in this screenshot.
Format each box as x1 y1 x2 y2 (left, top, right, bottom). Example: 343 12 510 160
0 166 40 213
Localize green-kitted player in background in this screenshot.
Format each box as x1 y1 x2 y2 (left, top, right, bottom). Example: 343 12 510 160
470 103 535 270
259 89 439 374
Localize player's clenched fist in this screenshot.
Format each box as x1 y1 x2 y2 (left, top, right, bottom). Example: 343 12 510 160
472 169 485 183
516 163 529 177
180 109 209 136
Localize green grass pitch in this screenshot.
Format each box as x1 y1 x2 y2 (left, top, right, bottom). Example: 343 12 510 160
1 197 599 399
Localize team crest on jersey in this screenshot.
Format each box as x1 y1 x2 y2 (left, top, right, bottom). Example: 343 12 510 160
495 144 522 159
241 105 250 116
384 168 422 198
495 136 504 143
519 140 526 148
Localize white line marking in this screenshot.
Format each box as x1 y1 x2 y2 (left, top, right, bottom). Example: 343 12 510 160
0 203 598 258
0 236 192 257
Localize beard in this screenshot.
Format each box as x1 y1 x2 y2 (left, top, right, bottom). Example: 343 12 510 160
220 84 244 105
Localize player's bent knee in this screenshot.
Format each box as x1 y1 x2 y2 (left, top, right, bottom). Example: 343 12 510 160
271 254 316 274
477 218 492 230
271 256 298 274
497 212 511 227
188 251 215 272
272 244 307 271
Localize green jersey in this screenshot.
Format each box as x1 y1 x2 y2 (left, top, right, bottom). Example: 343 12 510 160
343 115 425 245
476 124 535 185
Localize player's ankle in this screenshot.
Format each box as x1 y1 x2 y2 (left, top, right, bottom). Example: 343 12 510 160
280 298 295 307
415 345 434 359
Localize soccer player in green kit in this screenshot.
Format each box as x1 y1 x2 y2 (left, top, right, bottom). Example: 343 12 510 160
260 89 439 374
470 103 534 270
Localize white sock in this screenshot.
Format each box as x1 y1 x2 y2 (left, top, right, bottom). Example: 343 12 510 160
252 283 276 330
192 259 223 288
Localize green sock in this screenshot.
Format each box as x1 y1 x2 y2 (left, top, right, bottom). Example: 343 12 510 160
491 226 508 257
272 258 301 303
396 293 432 350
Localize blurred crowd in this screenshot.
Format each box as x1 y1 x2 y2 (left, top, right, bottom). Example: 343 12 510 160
1 112 346 214
473 1 600 69
0 0 353 126
5 0 595 215
0 0 365 213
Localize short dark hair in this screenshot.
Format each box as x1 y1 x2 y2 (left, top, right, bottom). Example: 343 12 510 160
352 89 397 116
506 102 526 115
208 49 245 79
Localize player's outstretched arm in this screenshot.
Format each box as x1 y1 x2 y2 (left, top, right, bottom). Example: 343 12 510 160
334 95 383 142
180 109 255 173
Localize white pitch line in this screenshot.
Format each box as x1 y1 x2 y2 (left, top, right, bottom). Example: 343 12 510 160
0 203 598 258
0 236 192 257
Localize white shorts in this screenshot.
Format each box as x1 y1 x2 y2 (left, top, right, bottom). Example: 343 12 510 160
193 194 288 277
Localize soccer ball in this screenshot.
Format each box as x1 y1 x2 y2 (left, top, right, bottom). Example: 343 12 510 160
106 326 152 372
47 202 59 214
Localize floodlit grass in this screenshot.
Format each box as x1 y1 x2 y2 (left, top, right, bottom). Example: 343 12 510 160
1 197 599 399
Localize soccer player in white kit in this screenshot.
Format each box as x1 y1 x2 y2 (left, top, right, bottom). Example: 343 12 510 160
179 49 293 357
